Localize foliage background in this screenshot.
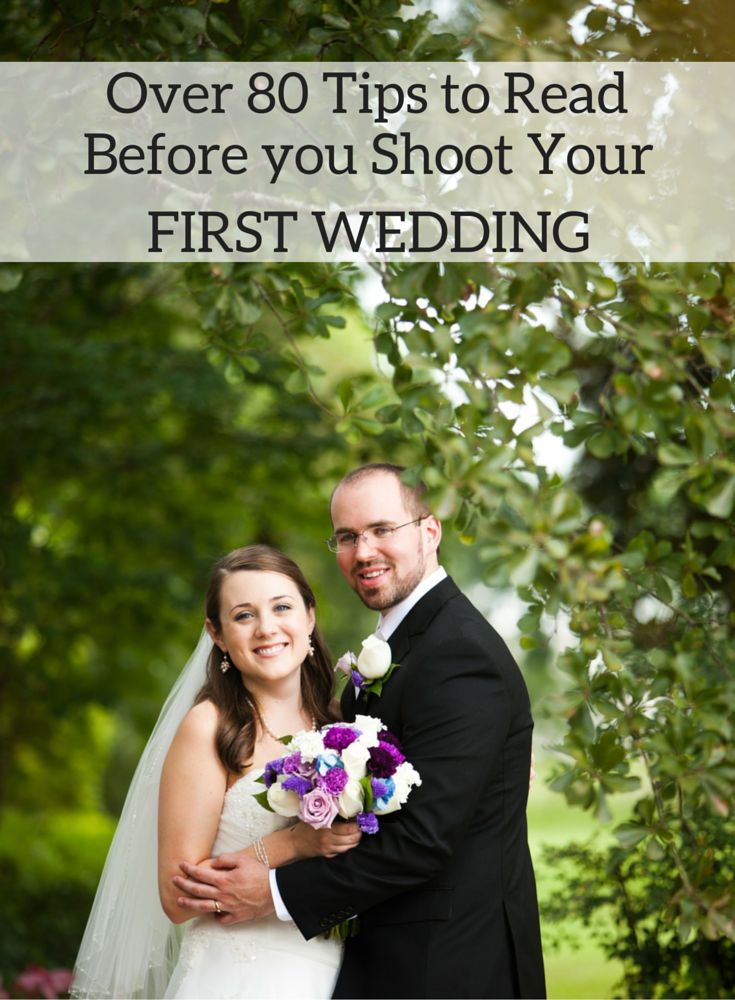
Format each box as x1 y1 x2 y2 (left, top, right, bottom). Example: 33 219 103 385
1 2 733 998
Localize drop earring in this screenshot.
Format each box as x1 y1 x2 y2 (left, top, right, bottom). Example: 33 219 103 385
220 651 231 674
307 635 315 657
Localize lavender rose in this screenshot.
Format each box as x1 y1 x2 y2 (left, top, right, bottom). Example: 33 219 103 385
299 788 339 829
335 651 356 674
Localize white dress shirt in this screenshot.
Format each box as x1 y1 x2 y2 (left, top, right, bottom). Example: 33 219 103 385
374 566 447 640
269 565 447 920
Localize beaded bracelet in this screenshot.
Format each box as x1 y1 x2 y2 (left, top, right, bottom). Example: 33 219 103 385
253 836 270 869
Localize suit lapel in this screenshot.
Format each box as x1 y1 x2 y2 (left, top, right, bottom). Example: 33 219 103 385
386 575 460 665
339 577 461 718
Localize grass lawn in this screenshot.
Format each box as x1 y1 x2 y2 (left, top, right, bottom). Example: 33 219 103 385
527 763 632 999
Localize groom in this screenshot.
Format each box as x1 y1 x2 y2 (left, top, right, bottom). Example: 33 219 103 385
176 463 546 999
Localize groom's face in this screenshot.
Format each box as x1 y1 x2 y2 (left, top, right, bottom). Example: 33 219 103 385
330 472 440 611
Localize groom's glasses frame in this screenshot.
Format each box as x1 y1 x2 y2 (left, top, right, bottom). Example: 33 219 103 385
326 516 427 554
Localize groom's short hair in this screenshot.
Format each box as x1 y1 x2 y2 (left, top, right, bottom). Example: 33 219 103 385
330 463 430 520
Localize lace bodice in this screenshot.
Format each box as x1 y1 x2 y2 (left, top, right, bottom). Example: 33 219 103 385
211 770 295 855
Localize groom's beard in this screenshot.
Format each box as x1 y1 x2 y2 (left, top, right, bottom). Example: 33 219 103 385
350 548 426 611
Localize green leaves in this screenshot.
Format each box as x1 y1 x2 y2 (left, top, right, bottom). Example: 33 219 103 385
346 260 734 990
253 790 274 812
0 266 23 292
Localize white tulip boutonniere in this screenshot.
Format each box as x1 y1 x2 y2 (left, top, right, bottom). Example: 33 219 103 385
336 635 400 698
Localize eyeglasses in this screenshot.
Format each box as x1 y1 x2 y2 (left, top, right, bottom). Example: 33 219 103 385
326 517 426 554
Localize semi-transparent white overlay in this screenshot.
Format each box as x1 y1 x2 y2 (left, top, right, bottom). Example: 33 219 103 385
1 62 733 262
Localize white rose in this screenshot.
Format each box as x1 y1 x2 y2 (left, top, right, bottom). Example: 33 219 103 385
373 789 400 816
357 635 392 679
353 714 385 740
337 778 364 819
341 739 371 778
393 761 422 804
266 783 301 817
373 763 421 816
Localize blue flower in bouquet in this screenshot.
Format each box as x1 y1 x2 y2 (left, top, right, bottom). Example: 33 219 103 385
316 751 343 775
370 776 395 810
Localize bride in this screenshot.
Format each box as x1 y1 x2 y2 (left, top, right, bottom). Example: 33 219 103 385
72 545 361 999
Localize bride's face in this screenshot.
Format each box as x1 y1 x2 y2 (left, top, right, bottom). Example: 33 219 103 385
208 570 315 688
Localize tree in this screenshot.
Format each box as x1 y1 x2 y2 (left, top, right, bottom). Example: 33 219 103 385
361 260 735 996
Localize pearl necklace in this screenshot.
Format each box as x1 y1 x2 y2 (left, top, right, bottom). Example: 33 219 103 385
260 712 317 742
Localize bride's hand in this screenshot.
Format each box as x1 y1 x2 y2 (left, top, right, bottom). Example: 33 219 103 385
291 820 362 859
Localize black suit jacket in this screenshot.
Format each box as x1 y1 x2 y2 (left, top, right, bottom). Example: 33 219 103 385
276 576 545 999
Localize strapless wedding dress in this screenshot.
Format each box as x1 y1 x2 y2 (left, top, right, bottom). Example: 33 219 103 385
164 771 342 999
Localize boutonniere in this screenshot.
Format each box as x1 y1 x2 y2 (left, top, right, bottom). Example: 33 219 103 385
336 635 400 698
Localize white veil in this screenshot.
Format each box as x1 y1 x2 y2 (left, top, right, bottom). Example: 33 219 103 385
71 629 214 999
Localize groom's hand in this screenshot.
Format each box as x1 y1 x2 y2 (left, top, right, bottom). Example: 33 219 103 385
173 852 273 925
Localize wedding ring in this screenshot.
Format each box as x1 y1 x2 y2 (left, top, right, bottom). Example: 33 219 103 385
213 899 221 914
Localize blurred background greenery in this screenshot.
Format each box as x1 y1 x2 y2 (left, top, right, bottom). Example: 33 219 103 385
3 254 733 998
2 2 734 998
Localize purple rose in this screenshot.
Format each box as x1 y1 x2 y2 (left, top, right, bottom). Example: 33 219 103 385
351 669 365 690
323 726 360 752
282 775 313 797
357 811 380 834
317 767 350 795
299 788 339 829
367 742 405 778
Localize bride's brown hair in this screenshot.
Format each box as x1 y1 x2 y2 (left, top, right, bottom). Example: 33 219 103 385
195 545 337 773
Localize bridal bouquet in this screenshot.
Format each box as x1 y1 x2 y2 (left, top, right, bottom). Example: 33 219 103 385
255 714 421 835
